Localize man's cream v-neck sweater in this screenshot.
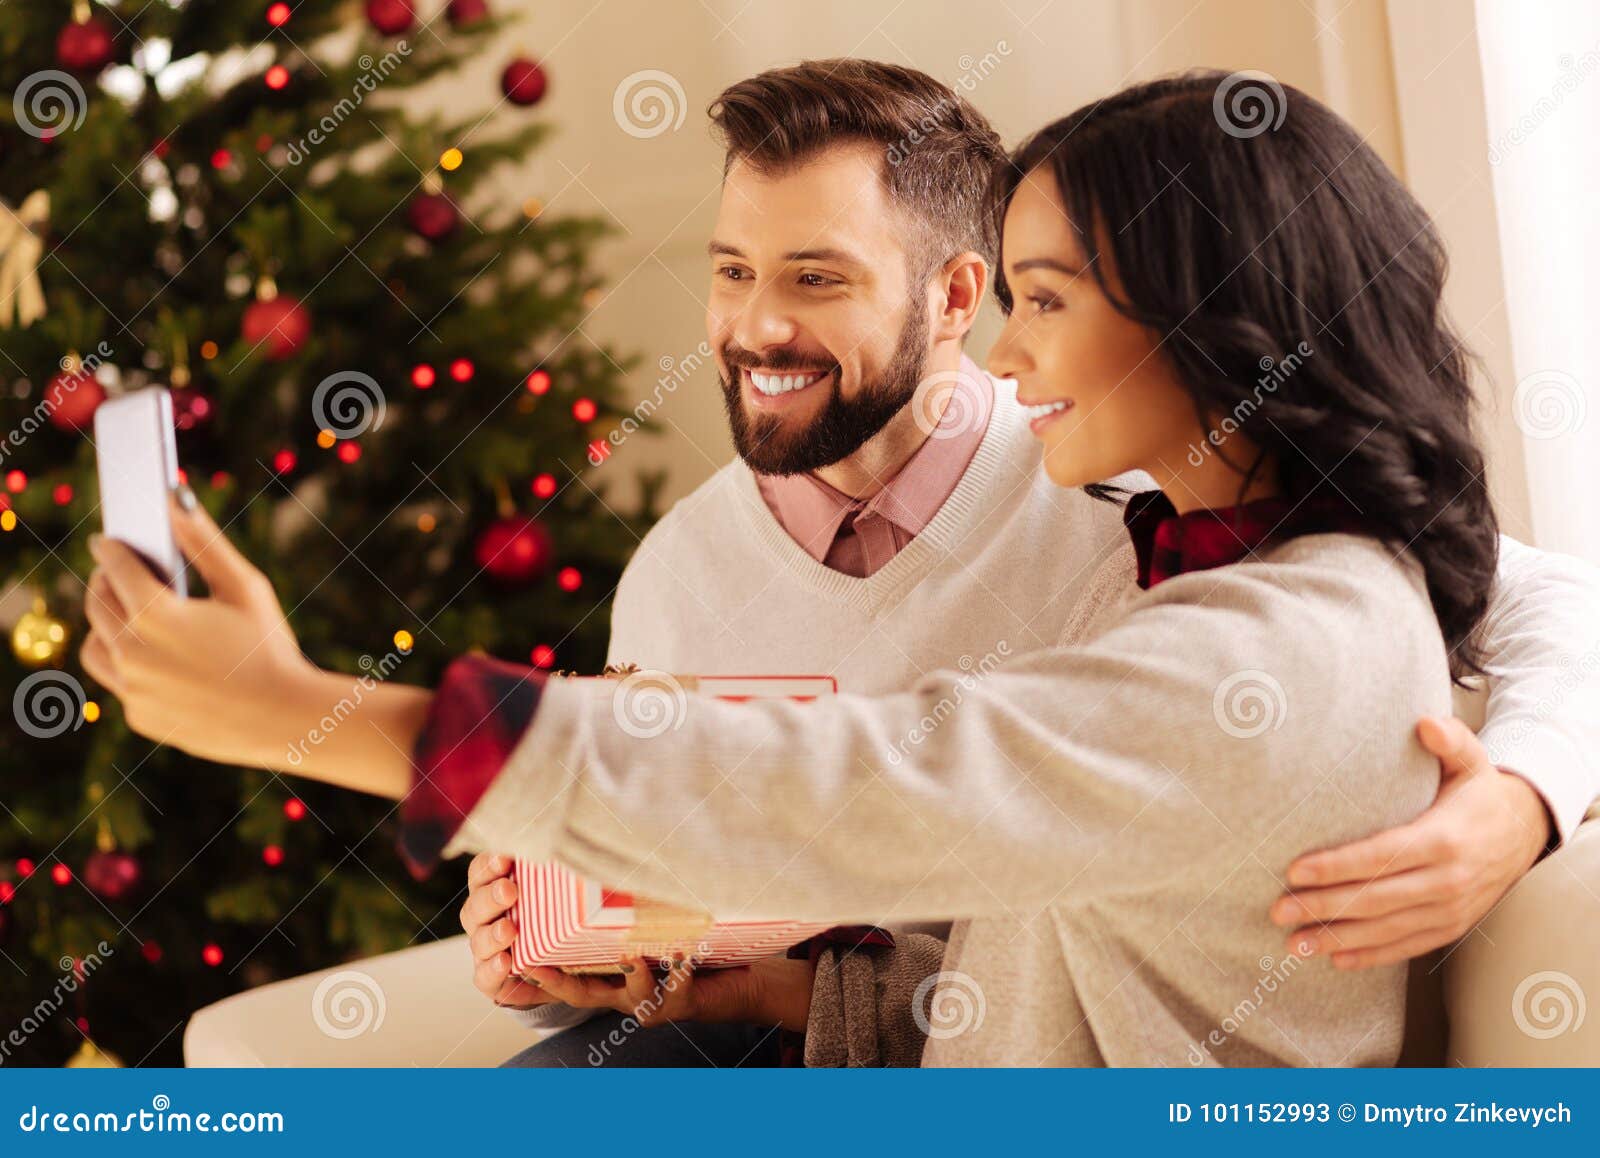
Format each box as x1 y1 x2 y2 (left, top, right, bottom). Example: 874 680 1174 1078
597 378 1131 683
501 378 1129 1031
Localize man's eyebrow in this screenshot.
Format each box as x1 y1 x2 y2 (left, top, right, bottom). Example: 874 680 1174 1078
1009 256 1086 276
705 241 867 269
782 246 865 268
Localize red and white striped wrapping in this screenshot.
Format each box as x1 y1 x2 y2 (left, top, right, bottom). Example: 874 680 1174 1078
510 675 839 976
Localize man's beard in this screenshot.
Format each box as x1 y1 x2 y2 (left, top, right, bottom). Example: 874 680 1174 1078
720 301 930 476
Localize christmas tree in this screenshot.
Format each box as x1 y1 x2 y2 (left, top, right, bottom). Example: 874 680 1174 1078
0 0 657 1066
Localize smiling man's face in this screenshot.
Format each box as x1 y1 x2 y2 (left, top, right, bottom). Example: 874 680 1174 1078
706 142 933 475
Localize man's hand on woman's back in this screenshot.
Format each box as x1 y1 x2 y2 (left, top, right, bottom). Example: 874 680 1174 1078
1273 716 1551 968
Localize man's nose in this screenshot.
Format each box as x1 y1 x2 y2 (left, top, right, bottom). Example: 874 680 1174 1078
732 285 799 352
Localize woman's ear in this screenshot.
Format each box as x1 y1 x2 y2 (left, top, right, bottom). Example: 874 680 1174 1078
931 251 988 343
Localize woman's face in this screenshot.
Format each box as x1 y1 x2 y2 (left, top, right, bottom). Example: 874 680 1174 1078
987 167 1204 495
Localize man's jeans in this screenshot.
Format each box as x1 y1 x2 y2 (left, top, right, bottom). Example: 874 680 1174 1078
501 1011 781 1067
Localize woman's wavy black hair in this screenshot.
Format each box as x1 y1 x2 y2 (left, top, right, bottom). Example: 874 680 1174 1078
992 71 1497 679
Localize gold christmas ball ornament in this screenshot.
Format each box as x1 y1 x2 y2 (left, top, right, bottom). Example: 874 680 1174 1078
64 1039 123 1068
12 600 69 667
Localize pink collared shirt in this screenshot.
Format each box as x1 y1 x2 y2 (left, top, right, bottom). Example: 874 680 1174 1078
754 359 994 577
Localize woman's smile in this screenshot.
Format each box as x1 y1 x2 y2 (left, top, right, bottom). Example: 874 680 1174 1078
1018 395 1075 435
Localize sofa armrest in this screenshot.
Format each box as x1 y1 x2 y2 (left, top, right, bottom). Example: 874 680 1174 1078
184 934 546 1067
1445 805 1600 1065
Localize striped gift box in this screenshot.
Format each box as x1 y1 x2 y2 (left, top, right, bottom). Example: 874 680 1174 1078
510 674 838 976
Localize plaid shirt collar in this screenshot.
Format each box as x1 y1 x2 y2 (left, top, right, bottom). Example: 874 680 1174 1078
1123 488 1371 590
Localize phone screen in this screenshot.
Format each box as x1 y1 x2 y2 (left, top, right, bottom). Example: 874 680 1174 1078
93 388 188 596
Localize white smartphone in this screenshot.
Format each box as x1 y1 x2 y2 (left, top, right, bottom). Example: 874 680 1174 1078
93 387 188 596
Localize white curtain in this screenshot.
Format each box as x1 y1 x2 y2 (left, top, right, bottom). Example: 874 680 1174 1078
1475 0 1600 563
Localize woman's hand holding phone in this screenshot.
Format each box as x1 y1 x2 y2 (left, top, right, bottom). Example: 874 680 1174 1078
83 490 431 799
82 490 314 768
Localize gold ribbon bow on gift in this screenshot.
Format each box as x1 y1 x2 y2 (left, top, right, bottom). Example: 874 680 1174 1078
0 191 51 330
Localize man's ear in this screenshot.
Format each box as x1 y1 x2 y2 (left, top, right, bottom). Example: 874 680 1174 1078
930 250 988 343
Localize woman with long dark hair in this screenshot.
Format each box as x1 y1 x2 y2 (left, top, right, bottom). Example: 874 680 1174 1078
86 73 1509 1065
409 72 1498 1065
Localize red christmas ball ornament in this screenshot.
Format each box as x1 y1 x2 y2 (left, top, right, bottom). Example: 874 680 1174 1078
571 397 597 422
410 363 436 389
557 566 582 592
262 845 284 867
474 515 552 584
525 369 551 394
272 448 297 474
500 57 548 106
449 357 474 382
141 940 162 963
531 472 557 499
366 0 415 35
43 368 106 432
202 943 224 967
406 192 459 241
266 2 292 27
265 65 290 91
283 797 307 821
447 0 490 27
171 387 213 432
57 11 116 73
83 850 141 901
51 863 72 886
241 292 311 361
531 644 556 669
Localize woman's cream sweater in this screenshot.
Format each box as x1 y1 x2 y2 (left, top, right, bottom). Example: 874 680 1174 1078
451 525 1450 1066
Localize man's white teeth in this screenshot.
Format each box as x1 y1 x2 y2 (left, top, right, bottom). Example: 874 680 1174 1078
750 370 826 396
1021 399 1073 422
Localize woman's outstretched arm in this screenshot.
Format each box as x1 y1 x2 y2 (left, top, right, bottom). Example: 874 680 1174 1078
82 493 428 801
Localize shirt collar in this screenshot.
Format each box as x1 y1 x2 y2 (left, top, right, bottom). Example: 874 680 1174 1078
757 357 994 564
1123 487 1370 589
